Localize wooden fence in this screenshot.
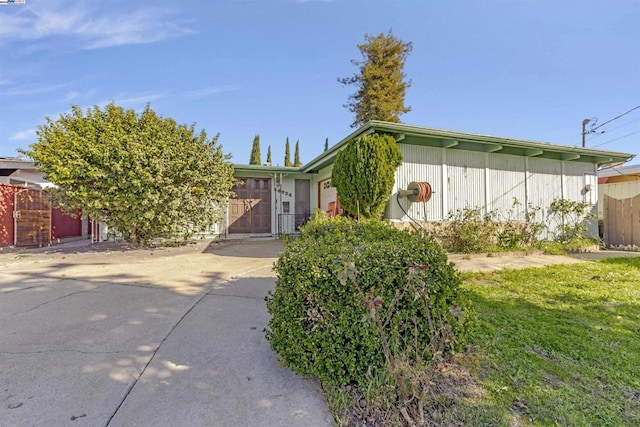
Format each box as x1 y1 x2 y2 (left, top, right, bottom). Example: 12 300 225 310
603 193 640 248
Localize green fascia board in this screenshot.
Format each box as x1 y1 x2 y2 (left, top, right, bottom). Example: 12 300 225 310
232 163 305 176
301 121 634 171
301 125 370 173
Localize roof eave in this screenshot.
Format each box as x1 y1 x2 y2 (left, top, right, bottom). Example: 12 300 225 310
232 163 306 175
298 121 635 172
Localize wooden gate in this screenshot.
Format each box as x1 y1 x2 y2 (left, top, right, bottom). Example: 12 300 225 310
228 178 272 234
14 188 51 247
603 194 640 248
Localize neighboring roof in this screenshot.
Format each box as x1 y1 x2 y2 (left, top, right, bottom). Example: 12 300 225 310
0 156 36 170
598 163 640 178
0 156 39 177
302 121 636 173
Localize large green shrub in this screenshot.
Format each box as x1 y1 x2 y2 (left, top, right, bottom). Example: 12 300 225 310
265 216 474 387
25 103 234 244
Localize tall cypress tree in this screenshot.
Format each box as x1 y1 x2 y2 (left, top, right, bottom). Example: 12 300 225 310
294 140 302 167
284 137 292 167
266 145 272 164
324 137 329 152
339 30 412 128
249 135 261 165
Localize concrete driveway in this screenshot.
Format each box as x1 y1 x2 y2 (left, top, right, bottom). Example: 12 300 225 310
0 240 333 427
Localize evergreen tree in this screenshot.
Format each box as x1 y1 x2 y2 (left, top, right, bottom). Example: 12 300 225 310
266 145 272 164
249 134 261 165
324 137 329 152
284 137 292 167
331 134 403 218
339 30 412 128
294 140 302 167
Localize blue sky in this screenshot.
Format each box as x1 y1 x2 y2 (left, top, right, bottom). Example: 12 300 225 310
1 0 639 166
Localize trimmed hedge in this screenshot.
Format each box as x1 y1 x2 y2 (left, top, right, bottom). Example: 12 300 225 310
265 216 474 386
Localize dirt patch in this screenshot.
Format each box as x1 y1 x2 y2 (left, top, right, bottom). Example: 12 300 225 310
337 357 484 426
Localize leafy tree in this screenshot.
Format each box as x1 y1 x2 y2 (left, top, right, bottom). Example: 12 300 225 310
331 133 402 218
266 145 272 164
294 140 302 167
25 103 235 244
324 137 329 152
339 30 412 128
250 134 261 165
284 137 292 167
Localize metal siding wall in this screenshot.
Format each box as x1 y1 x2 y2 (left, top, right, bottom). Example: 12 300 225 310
446 150 485 215
563 162 590 203
391 145 443 221
488 154 527 219
528 158 563 238
564 162 598 237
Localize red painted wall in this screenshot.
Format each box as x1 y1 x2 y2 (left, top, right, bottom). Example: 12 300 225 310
51 208 82 239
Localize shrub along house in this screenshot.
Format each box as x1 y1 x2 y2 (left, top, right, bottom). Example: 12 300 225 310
220 121 634 239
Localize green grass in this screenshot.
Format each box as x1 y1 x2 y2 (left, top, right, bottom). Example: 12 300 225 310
459 257 640 426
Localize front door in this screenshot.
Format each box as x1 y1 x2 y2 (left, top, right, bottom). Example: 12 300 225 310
294 179 310 230
14 188 51 246
228 178 272 234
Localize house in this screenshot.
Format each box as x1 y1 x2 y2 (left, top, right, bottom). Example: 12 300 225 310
0 157 89 247
598 164 640 249
0 156 47 187
223 121 634 240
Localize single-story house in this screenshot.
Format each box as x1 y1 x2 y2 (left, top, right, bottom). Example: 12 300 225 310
598 164 640 249
221 121 634 240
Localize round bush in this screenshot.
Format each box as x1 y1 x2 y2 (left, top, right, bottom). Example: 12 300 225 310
265 216 475 387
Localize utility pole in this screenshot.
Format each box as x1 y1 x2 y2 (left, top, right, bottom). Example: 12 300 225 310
581 118 591 147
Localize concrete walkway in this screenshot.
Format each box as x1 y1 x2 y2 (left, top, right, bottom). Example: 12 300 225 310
0 240 332 427
3 238 636 426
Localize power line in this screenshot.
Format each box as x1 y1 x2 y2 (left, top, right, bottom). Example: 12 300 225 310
588 116 640 140
592 129 640 148
591 105 640 131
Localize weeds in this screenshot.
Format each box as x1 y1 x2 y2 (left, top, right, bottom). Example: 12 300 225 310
439 198 596 254
330 260 474 426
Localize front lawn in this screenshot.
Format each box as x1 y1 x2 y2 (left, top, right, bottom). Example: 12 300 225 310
459 257 640 425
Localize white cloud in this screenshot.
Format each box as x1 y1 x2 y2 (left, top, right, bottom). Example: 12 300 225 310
0 2 193 49
65 91 80 101
184 85 240 98
10 128 36 141
114 92 167 106
6 81 76 96
86 92 167 111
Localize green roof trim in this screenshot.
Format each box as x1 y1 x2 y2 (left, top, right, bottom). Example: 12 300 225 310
301 121 635 173
232 163 305 176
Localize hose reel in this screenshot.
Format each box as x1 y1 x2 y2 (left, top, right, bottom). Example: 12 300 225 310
398 181 432 203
